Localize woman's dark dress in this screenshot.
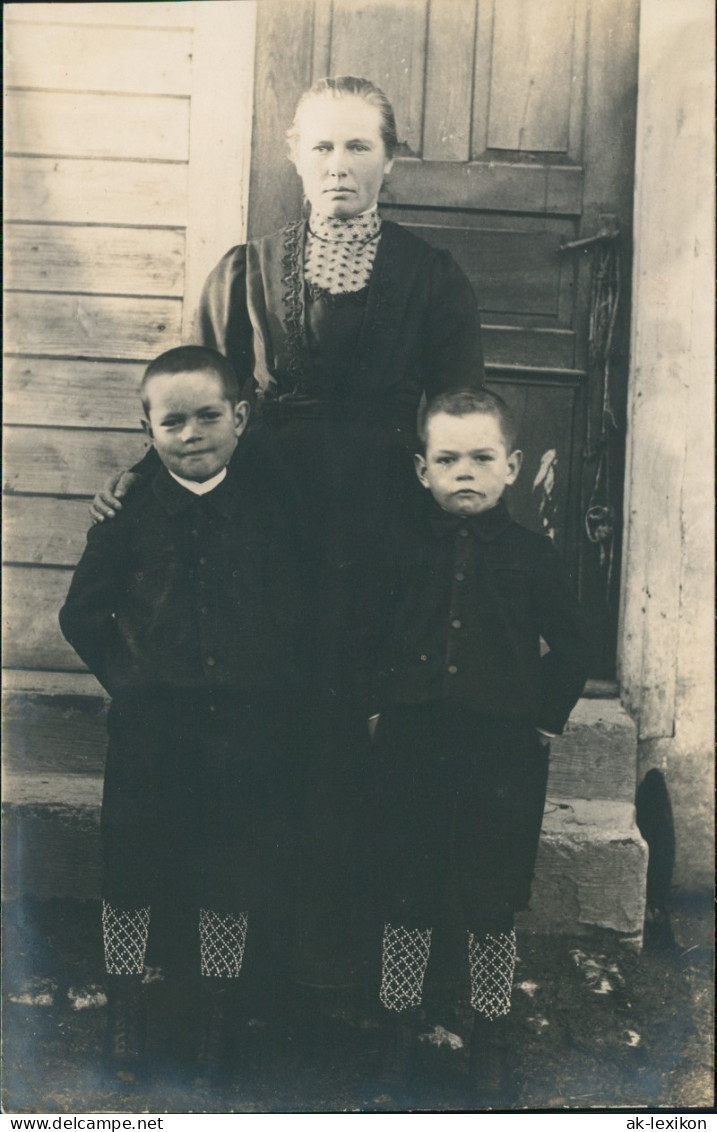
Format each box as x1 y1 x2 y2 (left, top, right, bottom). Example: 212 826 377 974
194 217 485 988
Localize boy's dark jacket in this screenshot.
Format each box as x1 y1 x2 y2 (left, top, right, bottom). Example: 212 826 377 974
354 494 591 735
59 436 306 703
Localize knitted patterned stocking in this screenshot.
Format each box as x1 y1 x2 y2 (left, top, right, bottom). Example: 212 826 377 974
102 901 150 975
379 922 432 1012
468 929 517 1020
198 909 249 978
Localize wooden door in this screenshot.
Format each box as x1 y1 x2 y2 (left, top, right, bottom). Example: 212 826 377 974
248 0 640 678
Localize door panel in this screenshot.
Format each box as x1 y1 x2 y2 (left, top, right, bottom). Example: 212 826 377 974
486 0 582 154
248 0 639 676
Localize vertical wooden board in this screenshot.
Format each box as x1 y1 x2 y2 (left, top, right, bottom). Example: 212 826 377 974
312 0 333 78
4 294 182 359
2 566 81 671
4 498 95 568
4 157 188 227
4 2 195 27
329 0 428 156
6 90 190 161
3 426 149 497
487 0 577 152
582 0 640 220
470 0 496 156
182 0 256 337
566 0 588 161
574 0 639 675
247 0 314 237
4 358 144 429
5 23 193 95
6 225 185 297
423 0 476 162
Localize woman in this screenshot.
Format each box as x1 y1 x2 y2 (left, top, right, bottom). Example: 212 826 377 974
93 76 484 993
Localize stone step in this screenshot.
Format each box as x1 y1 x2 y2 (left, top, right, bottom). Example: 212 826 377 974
4 775 648 946
3 681 646 941
547 698 638 803
518 798 648 946
4 684 638 803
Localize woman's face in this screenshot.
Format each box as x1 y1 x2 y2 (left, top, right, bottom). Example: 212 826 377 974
292 95 394 219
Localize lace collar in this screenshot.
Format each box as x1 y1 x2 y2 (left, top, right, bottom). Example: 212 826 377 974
308 208 382 244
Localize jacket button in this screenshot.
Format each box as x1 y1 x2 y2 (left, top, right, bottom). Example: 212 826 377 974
200 605 208 615
458 528 469 538
206 656 216 667
199 556 207 566
454 571 465 582
447 664 458 675
451 619 462 629
190 529 199 538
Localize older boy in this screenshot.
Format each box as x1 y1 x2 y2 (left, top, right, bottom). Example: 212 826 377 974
60 346 306 1085
356 388 591 1105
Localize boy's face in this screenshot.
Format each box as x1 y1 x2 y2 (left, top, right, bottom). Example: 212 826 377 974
415 411 522 516
142 369 248 482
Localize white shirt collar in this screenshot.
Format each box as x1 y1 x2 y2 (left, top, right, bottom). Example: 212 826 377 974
168 466 227 495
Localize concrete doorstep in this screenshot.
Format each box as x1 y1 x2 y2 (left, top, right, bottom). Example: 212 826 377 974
3 694 648 942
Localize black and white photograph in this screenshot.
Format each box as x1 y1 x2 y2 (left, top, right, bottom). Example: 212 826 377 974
2 0 714 1119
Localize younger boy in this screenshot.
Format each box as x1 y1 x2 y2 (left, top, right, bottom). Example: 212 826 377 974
356 389 591 1105
60 346 306 1085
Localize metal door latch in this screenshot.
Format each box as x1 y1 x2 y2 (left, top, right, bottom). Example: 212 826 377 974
560 221 619 252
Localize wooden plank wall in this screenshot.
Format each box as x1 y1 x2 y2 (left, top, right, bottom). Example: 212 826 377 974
4 2 257 693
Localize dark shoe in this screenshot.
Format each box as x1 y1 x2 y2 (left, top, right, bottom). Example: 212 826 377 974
193 979 239 1088
469 1014 515 1109
104 976 145 1085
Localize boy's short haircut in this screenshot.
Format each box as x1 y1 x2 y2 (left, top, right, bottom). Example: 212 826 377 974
141 345 240 414
418 388 518 454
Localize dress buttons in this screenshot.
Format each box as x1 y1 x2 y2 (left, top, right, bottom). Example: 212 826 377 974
447 664 459 675
206 656 216 667
190 529 199 538
451 619 462 630
200 605 208 616
208 704 216 714
454 571 465 582
458 528 469 538
199 556 207 566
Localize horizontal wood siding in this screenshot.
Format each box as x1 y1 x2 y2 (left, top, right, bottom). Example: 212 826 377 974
4 358 145 428
6 225 186 296
5 294 182 359
6 23 194 95
5 91 191 161
4 427 149 497
5 3 194 27
4 157 188 227
3 567 79 671
5 498 104 568
4 5 194 675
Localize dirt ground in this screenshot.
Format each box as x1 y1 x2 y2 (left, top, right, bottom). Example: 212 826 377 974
2 894 713 1115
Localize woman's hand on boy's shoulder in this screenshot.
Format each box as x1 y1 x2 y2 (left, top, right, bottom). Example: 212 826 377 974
90 471 141 524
